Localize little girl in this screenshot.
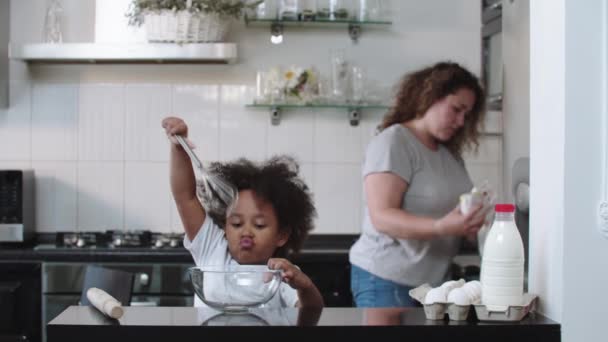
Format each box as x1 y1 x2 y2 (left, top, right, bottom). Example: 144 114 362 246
162 116 324 308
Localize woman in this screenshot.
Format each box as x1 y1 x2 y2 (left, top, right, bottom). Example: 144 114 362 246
349 62 487 307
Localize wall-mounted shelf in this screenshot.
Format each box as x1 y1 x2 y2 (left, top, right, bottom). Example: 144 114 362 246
8 43 238 64
246 103 390 126
244 16 392 43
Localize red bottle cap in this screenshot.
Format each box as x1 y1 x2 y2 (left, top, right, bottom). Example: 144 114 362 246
495 204 516 212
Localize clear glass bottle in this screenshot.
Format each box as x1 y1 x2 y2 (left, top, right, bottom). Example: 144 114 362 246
299 0 317 21
480 204 525 309
330 49 349 102
332 0 354 20
316 0 331 20
43 0 63 43
256 0 279 20
350 65 365 103
358 0 383 21
279 0 299 20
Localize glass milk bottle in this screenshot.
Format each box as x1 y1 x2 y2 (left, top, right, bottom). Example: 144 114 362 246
480 204 525 309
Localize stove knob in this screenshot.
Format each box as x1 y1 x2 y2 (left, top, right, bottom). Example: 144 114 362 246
169 239 179 248
76 238 86 248
155 239 164 248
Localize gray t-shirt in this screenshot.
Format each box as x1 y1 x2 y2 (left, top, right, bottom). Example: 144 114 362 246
349 124 473 287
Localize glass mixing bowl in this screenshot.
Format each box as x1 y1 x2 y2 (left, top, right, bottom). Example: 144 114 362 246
189 265 282 313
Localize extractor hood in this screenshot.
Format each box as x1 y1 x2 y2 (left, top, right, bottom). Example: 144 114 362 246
9 43 237 64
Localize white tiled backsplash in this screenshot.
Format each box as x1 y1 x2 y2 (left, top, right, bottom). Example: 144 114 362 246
0 82 503 234
1 0 502 234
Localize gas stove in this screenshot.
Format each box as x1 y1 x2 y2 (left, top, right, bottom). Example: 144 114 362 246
54 230 184 249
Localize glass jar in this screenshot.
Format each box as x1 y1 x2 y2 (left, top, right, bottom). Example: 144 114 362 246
316 0 331 20
357 0 382 21
43 0 63 43
279 0 299 20
256 0 279 20
332 0 355 20
350 65 365 103
299 0 317 21
330 49 349 102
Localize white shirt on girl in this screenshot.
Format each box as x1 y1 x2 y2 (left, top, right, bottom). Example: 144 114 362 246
184 216 299 308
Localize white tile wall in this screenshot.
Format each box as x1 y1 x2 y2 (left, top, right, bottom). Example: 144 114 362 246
219 85 267 162
77 162 124 231
314 109 363 163
172 85 220 162
31 84 78 161
267 109 314 163
124 162 171 232
313 163 362 234
0 82 503 234
31 161 78 232
78 84 125 161
125 84 172 162
0 80 31 160
0 161 32 170
5 0 491 235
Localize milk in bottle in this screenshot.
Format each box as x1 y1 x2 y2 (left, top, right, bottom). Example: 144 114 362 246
480 204 525 309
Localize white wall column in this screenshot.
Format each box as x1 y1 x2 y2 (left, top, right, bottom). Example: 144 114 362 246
530 0 608 340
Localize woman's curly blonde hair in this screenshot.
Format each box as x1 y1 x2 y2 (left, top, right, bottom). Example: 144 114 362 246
380 61 486 157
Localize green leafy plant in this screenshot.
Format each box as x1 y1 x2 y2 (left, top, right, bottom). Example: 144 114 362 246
127 0 263 26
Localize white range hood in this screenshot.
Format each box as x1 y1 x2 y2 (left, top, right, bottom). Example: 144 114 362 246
9 43 237 64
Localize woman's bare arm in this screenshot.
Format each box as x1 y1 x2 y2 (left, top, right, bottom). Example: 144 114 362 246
365 172 483 240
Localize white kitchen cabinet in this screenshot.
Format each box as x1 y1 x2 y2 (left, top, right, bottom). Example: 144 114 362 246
0 0 9 108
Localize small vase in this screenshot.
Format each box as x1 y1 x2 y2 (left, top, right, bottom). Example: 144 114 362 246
43 0 63 43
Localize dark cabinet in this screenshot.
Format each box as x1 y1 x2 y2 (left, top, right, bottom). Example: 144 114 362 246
298 259 352 307
0 262 42 342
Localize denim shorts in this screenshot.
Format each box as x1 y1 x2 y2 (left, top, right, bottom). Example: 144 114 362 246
350 264 418 307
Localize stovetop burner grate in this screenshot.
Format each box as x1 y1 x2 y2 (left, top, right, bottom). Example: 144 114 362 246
54 231 184 249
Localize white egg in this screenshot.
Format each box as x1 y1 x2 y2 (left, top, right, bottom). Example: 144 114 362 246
467 280 482 291
425 287 448 304
440 279 465 292
462 281 482 300
440 280 458 289
447 287 471 305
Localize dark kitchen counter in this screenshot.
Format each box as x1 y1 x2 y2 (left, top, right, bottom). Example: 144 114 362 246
0 234 357 263
48 306 560 342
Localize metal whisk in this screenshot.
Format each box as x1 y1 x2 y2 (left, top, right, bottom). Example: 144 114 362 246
174 135 238 211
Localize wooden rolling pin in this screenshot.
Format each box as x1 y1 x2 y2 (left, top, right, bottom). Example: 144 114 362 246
86 287 124 319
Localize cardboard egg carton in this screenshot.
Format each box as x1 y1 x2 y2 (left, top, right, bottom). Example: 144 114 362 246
408 283 472 321
410 284 538 322
473 293 538 321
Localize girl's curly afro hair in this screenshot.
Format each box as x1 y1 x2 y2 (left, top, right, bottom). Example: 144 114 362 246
197 155 316 257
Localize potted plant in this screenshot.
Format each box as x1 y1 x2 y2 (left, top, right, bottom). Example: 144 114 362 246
126 0 262 43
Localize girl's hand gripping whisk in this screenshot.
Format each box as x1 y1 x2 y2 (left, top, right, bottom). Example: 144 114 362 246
162 117 238 210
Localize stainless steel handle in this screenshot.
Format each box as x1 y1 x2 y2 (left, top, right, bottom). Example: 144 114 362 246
130 301 158 307
487 94 503 109
175 135 203 170
488 2 502 11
